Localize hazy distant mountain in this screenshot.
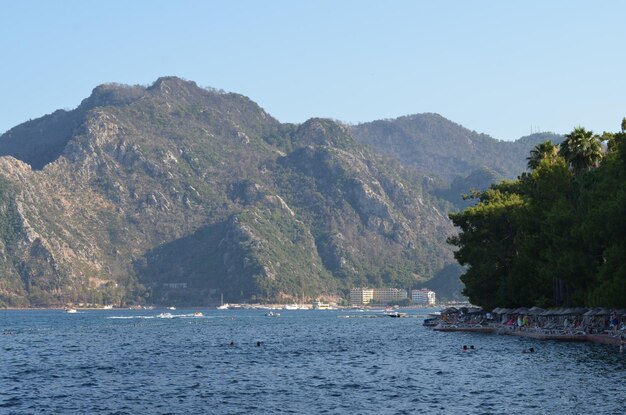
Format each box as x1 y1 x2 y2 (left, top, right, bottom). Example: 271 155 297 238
351 113 562 182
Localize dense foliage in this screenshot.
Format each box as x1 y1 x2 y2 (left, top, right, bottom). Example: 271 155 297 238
449 121 626 309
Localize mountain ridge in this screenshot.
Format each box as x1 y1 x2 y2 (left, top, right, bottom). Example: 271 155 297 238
0 77 555 306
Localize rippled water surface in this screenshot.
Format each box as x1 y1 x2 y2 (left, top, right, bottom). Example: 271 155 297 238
2 309 626 414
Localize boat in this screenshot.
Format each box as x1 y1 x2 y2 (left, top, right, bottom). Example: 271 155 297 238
266 311 280 317
157 312 173 318
312 300 333 310
217 293 229 310
423 312 442 326
65 308 77 314
167 306 176 310
386 311 408 318
423 317 440 327
193 311 203 317
284 304 299 310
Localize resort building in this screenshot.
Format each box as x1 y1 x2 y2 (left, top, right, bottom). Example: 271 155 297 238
350 288 374 306
411 288 436 306
350 287 408 305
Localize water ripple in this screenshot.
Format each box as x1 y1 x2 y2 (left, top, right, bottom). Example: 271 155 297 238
1 309 626 414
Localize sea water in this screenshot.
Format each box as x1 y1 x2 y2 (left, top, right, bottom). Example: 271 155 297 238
1 308 625 414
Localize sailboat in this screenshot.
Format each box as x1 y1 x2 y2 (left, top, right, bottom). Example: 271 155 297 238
217 293 229 310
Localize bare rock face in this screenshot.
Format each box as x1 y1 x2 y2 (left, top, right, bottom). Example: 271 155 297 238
0 77 457 307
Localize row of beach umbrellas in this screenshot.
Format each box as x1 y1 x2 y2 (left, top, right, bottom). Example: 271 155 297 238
490 307 626 317
440 306 626 317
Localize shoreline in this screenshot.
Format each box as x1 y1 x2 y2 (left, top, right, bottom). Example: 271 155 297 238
433 325 624 346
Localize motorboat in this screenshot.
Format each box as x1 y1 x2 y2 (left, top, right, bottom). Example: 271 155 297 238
423 317 440 326
157 312 173 318
193 311 203 317
65 308 77 314
266 311 280 317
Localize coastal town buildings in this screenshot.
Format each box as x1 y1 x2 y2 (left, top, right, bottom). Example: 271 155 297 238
411 289 436 306
350 288 408 305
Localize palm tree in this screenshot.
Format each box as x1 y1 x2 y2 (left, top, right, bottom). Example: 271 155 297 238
559 127 603 175
527 141 559 170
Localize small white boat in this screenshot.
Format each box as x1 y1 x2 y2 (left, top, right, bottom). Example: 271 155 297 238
284 304 299 310
193 311 203 317
266 311 280 317
167 306 176 310
157 312 173 318
65 308 77 314
216 293 228 310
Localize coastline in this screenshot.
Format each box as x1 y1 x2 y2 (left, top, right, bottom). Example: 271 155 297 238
433 325 624 346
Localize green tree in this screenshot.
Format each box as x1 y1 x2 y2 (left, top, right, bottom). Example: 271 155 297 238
449 119 626 309
527 141 559 170
559 127 603 175
448 186 526 309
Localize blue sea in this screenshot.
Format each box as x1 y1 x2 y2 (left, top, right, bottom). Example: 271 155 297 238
1 308 625 414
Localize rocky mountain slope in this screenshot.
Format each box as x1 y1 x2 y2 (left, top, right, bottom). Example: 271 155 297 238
0 77 460 307
351 115 562 210
351 114 561 181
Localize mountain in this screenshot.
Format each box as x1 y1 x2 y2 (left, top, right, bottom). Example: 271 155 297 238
0 77 456 307
351 114 562 182
0 78 560 308
351 115 563 211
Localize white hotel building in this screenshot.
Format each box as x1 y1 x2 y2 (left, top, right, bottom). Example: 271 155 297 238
350 288 408 306
411 288 436 306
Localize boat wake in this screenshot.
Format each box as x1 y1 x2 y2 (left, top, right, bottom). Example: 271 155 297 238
107 313 210 320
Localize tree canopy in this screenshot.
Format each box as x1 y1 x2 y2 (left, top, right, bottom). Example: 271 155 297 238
449 120 626 309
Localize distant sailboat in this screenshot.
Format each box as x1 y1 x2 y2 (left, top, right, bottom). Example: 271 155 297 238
217 293 229 310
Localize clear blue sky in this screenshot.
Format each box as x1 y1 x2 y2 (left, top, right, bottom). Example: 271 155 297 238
2 1 625 140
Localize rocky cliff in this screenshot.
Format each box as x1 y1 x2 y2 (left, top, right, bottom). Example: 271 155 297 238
0 77 459 306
